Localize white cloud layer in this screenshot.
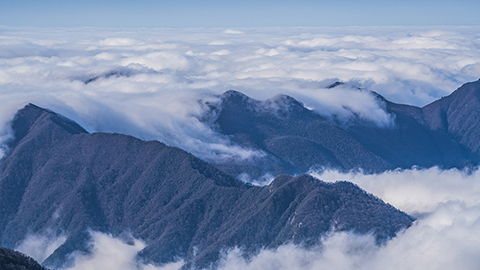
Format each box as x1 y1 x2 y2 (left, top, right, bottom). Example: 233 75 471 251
0 26 479 161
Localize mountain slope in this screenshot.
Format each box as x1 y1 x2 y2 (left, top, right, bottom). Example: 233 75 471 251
423 79 480 162
208 90 392 177
204 81 480 177
0 104 413 269
347 93 471 169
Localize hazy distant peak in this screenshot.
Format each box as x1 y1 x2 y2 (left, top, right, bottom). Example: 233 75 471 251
326 81 345 89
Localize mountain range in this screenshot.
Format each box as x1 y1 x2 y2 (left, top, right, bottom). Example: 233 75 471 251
1 79 479 269
0 102 413 269
206 79 480 178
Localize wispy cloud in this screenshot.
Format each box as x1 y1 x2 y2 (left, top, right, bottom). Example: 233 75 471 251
65 231 183 270
211 167 480 270
16 230 67 263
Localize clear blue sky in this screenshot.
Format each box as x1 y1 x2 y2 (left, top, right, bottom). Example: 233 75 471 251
0 0 479 28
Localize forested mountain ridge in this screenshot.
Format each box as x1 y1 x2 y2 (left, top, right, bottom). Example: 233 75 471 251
0 103 413 269
0 247 49 270
206 79 480 177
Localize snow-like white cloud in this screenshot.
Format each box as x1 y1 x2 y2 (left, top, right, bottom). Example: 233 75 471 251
0 26 479 162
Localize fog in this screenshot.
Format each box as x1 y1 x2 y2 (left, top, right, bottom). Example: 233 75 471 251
66 231 183 270
16 231 66 263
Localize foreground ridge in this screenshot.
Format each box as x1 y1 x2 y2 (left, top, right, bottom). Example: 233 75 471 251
0 247 49 270
0 104 413 269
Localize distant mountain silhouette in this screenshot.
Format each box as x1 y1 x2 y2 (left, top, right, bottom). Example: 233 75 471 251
205 80 480 177
0 247 48 270
0 104 413 269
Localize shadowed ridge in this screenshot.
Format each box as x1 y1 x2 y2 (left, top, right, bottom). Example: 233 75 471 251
0 247 49 270
210 83 480 175
0 105 90 246
266 174 414 242
423 79 480 159
347 88 472 169
369 91 425 124
423 79 480 131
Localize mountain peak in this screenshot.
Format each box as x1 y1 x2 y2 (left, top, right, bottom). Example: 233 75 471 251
221 90 250 101
267 94 305 108
8 103 87 149
218 90 259 112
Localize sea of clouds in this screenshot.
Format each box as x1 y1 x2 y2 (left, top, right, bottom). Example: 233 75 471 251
3 26 480 269
1 26 480 161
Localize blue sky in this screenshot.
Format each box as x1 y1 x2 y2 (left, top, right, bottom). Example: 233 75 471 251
0 0 479 28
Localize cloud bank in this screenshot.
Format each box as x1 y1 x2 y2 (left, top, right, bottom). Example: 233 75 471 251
0 26 479 161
